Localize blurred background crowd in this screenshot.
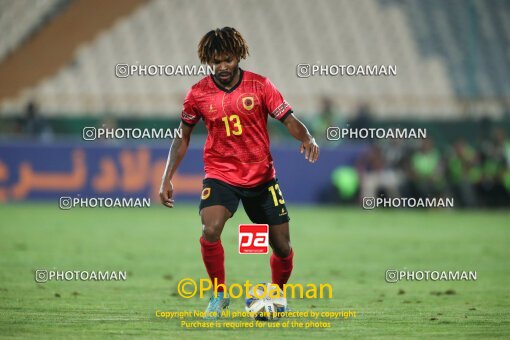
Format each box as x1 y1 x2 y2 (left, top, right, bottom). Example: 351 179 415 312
314 101 510 207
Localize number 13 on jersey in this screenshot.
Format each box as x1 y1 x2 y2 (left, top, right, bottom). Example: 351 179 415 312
222 114 243 136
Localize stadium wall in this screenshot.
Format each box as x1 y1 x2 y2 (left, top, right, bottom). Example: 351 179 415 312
0 142 367 204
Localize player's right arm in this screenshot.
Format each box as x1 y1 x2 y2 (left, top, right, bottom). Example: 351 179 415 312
159 122 193 208
159 89 201 208
160 88 202 208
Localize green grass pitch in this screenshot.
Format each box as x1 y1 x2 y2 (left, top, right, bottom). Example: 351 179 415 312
0 203 509 338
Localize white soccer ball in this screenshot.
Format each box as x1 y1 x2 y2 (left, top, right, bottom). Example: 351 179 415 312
245 283 287 321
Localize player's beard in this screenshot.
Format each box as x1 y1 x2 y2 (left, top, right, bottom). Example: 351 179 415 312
214 67 238 86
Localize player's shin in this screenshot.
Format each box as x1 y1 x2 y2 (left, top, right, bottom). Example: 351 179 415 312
199 236 225 292
270 248 294 289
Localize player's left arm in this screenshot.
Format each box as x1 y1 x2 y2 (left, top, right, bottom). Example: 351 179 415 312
282 113 319 163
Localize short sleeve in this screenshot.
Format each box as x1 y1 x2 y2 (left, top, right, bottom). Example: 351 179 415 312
181 89 201 126
264 78 292 121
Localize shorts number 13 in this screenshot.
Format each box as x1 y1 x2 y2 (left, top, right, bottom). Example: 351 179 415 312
268 184 285 206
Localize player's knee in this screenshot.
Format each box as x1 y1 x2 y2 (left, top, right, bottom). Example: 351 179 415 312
202 221 224 242
272 241 291 258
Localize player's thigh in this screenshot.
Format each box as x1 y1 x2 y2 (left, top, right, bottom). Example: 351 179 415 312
199 179 240 240
241 178 290 226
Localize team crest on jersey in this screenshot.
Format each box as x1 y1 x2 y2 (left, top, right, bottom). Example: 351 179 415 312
242 97 254 110
236 93 260 115
201 187 211 200
209 104 217 113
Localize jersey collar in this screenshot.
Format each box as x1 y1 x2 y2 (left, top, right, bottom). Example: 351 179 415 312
210 68 244 93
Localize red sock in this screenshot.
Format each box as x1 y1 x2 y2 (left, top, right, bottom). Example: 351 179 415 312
270 248 294 289
200 236 225 292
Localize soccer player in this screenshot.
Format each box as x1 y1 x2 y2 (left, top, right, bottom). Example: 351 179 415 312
159 27 319 318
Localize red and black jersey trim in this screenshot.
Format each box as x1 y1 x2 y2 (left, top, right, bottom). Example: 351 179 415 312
280 109 293 122
271 100 291 120
181 118 196 127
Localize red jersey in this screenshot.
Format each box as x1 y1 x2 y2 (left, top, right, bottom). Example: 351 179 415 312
181 69 292 188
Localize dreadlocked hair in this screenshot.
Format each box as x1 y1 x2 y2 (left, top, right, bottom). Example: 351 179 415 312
198 27 249 64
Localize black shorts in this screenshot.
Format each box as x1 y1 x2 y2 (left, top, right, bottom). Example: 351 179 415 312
199 178 290 225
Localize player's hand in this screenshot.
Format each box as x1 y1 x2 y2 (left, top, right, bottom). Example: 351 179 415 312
159 179 175 208
300 137 319 163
